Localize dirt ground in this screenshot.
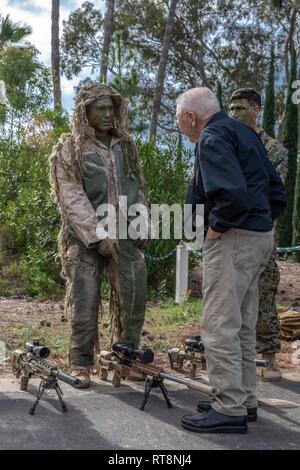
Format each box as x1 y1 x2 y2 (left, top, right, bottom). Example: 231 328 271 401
0 261 299 377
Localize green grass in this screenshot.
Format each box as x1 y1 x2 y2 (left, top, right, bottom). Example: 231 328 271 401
0 278 16 297
5 298 203 359
0 289 15 297
9 323 70 355
141 336 183 354
145 298 202 333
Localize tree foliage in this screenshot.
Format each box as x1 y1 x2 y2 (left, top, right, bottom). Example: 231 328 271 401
1 3 300 299
137 137 192 292
0 45 52 140
61 1 104 79
61 0 298 141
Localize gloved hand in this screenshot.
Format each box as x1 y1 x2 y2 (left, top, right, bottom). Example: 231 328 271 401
133 238 149 249
97 239 119 262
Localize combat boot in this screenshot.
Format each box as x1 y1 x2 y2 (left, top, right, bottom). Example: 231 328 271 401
261 353 282 381
71 367 91 388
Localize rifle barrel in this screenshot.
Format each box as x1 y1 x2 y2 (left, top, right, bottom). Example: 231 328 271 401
29 357 80 388
159 372 217 397
52 370 80 388
255 359 270 367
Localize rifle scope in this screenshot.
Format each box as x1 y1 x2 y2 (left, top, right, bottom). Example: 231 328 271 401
26 341 50 359
185 336 205 352
112 343 154 364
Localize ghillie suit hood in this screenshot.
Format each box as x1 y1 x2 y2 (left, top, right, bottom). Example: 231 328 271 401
49 83 146 343
50 82 140 187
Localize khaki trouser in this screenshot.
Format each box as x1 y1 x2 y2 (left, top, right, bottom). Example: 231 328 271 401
64 236 147 367
201 228 274 416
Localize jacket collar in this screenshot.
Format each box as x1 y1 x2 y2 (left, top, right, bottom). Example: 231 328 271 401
203 111 228 128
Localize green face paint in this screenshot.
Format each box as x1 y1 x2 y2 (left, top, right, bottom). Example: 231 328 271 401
230 98 259 127
86 96 115 135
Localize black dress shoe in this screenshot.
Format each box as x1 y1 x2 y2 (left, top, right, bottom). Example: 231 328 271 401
197 399 257 422
182 409 248 434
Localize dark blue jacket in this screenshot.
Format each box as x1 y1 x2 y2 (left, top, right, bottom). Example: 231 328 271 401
187 112 287 233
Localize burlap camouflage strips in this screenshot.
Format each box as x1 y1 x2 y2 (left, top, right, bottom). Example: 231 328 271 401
279 308 300 341
50 83 148 367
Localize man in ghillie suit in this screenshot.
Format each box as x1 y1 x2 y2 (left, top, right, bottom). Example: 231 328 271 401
230 88 288 381
50 83 148 387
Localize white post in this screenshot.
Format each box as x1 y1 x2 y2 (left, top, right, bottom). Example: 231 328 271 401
175 244 189 304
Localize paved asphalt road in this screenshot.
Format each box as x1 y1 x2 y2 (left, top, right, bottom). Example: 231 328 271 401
0 372 299 450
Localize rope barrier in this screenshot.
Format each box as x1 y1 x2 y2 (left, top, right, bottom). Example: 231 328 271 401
276 246 300 253
144 248 177 261
144 244 300 262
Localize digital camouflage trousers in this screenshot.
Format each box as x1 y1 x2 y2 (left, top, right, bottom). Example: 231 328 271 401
64 236 147 367
256 247 281 354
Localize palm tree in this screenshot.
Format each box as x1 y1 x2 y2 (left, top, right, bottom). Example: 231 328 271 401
0 14 32 50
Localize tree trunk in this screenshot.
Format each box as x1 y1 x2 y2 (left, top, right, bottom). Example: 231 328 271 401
51 0 61 112
100 0 115 83
262 45 275 138
216 80 224 111
284 8 297 84
149 0 178 144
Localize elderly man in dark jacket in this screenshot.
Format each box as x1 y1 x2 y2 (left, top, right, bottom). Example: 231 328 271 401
176 87 287 434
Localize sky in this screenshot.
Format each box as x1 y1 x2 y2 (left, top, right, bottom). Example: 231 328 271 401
1 0 105 112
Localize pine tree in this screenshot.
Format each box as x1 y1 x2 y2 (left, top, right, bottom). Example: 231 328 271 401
262 44 275 137
277 47 298 247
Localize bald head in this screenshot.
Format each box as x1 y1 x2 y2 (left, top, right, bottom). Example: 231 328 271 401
175 87 220 143
176 87 220 120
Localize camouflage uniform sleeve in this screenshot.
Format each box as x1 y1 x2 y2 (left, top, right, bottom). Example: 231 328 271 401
55 138 102 248
260 130 289 183
125 138 151 239
272 147 288 183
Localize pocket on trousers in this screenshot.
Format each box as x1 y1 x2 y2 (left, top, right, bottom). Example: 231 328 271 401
66 244 80 263
203 237 221 253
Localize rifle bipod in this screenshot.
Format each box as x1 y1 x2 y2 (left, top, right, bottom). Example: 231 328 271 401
29 376 68 415
140 377 172 411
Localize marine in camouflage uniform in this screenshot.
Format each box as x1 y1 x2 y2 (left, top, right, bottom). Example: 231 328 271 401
50 83 148 387
256 129 287 355
230 88 288 380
